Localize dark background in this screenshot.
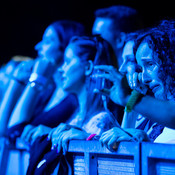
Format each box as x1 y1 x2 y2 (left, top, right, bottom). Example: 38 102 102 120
0 0 174 65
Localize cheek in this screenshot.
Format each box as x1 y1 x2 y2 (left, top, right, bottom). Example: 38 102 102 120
44 44 58 53
150 67 160 81
67 67 85 83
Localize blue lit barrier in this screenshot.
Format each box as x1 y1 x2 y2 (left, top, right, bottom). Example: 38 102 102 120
0 138 10 175
0 138 29 175
1 139 175 175
142 142 175 175
68 140 140 175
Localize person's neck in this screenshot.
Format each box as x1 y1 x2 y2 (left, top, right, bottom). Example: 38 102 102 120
76 84 87 115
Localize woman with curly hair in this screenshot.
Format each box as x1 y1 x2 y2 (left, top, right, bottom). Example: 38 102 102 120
133 20 175 143
93 20 175 149
134 21 175 100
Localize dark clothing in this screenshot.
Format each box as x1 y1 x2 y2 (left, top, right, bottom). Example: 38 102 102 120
31 94 78 128
136 117 164 142
7 94 78 143
27 135 72 175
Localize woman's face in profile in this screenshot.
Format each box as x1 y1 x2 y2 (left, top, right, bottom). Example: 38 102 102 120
61 44 86 93
136 41 169 100
34 26 63 64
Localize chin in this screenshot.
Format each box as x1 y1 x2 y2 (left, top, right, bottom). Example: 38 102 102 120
154 91 166 100
63 85 69 91
63 84 73 93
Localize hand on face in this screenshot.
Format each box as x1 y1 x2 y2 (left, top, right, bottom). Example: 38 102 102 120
93 65 131 106
128 71 148 95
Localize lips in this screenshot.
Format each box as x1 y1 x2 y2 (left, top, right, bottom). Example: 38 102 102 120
150 85 160 94
61 76 66 83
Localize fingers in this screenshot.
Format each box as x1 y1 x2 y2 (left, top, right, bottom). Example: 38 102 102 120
23 127 37 144
30 125 51 144
132 72 139 88
94 65 122 79
51 131 66 150
48 123 70 141
94 65 116 72
47 128 56 141
92 72 115 82
55 131 71 154
107 136 119 151
99 130 113 147
30 130 41 145
138 73 142 82
93 88 111 97
99 127 139 151
61 132 73 155
21 125 35 143
116 135 133 142
128 73 133 89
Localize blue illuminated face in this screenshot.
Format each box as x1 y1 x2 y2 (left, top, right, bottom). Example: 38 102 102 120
119 41 137 81
34 26 63 64
136 42 169 100
92 17 117 49
61 44 86 93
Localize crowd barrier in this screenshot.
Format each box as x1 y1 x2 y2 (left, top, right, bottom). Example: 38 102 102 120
0 138 175 175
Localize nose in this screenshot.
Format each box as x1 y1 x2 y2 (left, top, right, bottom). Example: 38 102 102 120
142 70 152 85
119 61 127 75
34 41 42 51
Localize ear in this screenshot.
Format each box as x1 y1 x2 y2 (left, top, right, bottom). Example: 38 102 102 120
85 60 93 76
115 32 126 49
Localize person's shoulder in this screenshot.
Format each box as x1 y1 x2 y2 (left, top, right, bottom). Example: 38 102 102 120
93 111 111 118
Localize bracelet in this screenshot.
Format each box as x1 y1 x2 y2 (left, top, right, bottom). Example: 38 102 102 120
29 73 47 86
124 90 142 113
86 134 97 141
29 82 44 91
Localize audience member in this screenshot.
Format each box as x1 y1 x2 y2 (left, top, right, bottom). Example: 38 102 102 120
94 19 175 150
92 5 144 69
0 20 86 139
0 55 33 102
92 5 144 124
26 35 117 174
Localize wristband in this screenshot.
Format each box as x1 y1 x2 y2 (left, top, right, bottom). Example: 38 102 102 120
86 134 97 141
29 73 47 86
124 90 142 113
29 82 44 91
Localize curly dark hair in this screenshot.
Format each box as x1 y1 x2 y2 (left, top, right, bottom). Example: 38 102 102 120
134 20 175 98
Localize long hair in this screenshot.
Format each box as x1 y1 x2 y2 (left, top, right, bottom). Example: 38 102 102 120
134 20 175 98
50 20 86 51
68 35 117 123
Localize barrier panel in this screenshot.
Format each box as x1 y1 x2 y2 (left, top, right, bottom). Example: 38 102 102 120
1 139 175 175
142 142 175 175
68 140 141 175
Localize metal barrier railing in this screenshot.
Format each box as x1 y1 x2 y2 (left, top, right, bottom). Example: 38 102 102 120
1 138 175 175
